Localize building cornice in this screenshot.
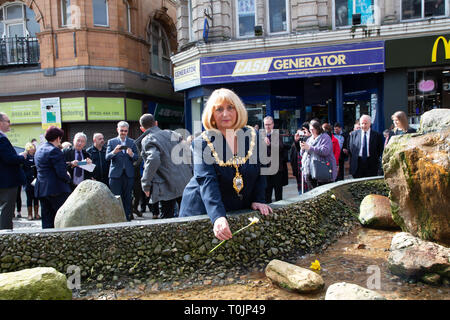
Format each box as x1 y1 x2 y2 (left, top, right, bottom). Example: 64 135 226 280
171 19 450 65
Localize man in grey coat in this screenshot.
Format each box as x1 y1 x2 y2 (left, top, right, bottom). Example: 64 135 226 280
139 114 192 219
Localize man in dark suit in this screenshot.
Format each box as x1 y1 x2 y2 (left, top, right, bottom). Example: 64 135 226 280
64 132 93 191
86 133 110 187
348 115 384 178
263 116 288 203
106 121 138 221
34 126 72 229
0 112 26 230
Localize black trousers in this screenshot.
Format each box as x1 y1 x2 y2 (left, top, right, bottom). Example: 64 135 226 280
354 157 378 178
159 197 182 219
265 173 283 203
0 187 18 230
39 193 69 229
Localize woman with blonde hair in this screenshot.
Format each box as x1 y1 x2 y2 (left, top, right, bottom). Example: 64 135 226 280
179 88 272 241
23 142 40 220
386 111 416 144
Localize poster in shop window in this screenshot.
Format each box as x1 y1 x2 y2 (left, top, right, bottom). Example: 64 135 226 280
40 97 62 130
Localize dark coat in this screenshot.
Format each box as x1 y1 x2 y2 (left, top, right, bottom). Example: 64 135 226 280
264 133 289 187
348 129 384 177
0 134 26 188
105 137 139 179
86 145 109 185
34 142 71 198
179 127 266 224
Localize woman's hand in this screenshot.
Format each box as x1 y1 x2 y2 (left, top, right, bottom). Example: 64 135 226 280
300 141 310 151
251 202 273 216
213 216 232 241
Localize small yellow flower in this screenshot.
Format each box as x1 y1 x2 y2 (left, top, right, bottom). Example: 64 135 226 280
310 259 321 271
248 217 259 225
331 194 336 200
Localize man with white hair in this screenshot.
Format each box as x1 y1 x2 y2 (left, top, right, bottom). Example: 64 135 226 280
348 115 384 178
64 132 93 191
106 121 138 221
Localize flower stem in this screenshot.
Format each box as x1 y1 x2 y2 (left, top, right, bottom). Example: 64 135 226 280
208 221 257 254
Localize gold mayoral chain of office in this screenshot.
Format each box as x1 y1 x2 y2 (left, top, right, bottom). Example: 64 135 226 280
202 126 256 196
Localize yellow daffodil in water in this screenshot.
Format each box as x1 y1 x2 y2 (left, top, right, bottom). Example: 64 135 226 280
310 259 321 271
331 194 336 200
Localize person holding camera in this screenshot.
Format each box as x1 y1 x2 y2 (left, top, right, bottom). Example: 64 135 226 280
106 121 139 221
289 122 310 194
300 120 337 190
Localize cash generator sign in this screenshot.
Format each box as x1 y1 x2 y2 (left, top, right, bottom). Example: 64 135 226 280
200 41 385 84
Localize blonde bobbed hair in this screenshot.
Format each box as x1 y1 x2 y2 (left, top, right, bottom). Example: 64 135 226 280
25 142 35 151
202 88 248 131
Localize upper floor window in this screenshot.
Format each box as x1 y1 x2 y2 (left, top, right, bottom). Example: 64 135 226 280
267 0 288 33
61 0 71 26
149 21 171 77
124 0 131 32
335 0 376 27
188 0 194 41
0 3 40 38
401 0 447 20
93 0 109 26
236 0 256 37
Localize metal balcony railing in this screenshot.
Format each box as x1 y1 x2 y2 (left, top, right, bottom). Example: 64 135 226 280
0 36 40 66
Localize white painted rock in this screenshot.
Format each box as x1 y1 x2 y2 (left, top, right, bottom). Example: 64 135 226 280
265 259 324 293
325 282 386 300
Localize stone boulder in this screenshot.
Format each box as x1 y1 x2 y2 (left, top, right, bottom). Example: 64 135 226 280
0 267 72 300
265 259 324 293
55 180 126 228
419 108 450 134
359 194 399 229
382 111 450 245
325 282 385 300
388 232 450 285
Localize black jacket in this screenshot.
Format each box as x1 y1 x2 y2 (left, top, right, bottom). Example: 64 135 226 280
86 145 109 185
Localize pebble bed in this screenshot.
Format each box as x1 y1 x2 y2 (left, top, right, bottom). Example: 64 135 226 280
0 179 389 295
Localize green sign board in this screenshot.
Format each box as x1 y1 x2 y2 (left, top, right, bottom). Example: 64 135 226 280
87 98 125 121
8 124 45 148
0 100 41 124
126 99 142 121
386 34 450 68
154 103 184 123
61 98 86 121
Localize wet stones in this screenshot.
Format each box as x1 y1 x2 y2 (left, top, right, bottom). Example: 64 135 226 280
325 282 386 300
359 195 399 229
265 259 324 293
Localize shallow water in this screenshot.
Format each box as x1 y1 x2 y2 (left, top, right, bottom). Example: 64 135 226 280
86 225 449 300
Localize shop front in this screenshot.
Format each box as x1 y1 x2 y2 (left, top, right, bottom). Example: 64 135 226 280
174 40 386 137
385 34 450 130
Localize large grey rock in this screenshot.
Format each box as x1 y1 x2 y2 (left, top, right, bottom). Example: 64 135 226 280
383 111 450 245
359 194 399 229
265 259 324 293
325 282 385 300
0 267 72 300
388 232 450 284
419 108 450 134
55 180 126 228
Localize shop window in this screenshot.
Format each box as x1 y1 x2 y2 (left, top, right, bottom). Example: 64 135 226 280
407 68 450 127
93 0 109 27
267 0 288 34
148 21 171 77
334 0 376 27
401 0 447 20
124 0 131 32
236 0 256 37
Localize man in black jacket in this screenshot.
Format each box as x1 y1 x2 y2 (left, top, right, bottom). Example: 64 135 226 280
86 133 110 187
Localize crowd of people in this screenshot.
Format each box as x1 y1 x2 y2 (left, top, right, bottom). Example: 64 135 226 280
0 99 416 238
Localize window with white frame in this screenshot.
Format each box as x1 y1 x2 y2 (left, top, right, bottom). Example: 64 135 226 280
267 0 288 33
124 0 131 32
236 0 256 37
61 0 71 26
401 0 447 20
0 2 40 37
149 21 171 77
93 0 109 26
335 0 376 27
